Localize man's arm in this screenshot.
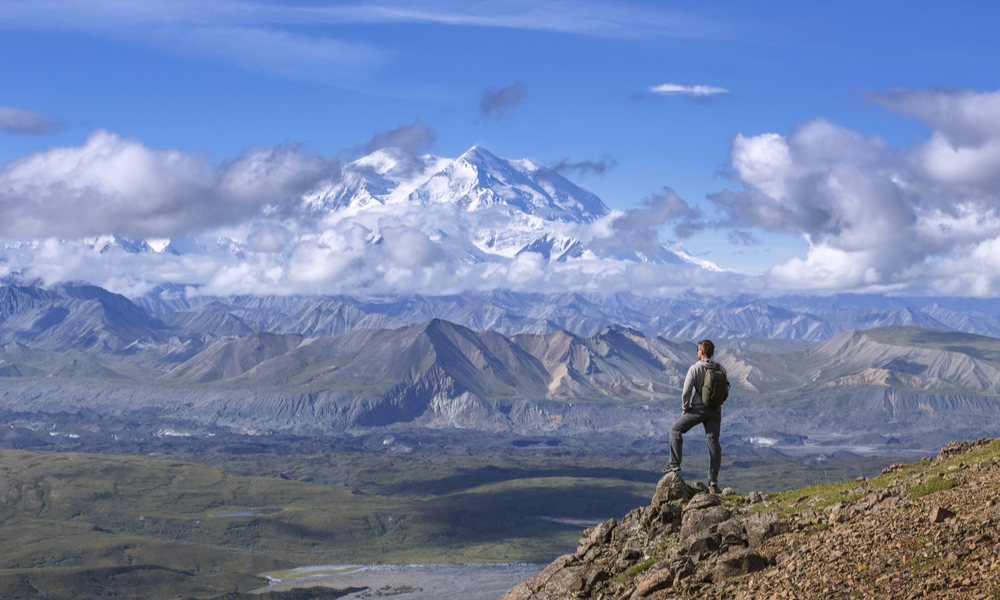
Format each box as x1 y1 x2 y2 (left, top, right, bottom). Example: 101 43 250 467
681 365 697 413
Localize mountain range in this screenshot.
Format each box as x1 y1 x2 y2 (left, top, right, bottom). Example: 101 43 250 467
1 282 999 455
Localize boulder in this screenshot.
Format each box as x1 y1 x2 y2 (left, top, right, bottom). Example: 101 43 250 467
685 531 722 559
684 492 722 512
711 547 769 581
797 507 819 525
652 472 694 506
829 502 853 524
745 511 787 549
499 554 580 600
716 518 749 548
629 566 674 599
681 505 731 541
576 518 617 556
929 506 955 523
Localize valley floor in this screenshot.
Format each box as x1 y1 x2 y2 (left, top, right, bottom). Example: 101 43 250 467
253 563 544 600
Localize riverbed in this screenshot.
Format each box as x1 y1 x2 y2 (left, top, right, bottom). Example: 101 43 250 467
253 563 543 600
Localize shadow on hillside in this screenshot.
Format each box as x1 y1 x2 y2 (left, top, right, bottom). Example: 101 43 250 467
379 465 661 497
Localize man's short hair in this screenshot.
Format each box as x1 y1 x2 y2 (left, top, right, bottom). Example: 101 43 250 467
698 339 715 358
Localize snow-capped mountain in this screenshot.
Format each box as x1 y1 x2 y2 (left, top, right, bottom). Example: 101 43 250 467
78 146 703 265
299 146 699 265
306 147 607 221
0 146 722 298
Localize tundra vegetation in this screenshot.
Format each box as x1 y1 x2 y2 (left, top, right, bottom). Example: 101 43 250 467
0 449 900 599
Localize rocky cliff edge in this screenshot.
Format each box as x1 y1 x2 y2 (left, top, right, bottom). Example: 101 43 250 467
501 438 1000 599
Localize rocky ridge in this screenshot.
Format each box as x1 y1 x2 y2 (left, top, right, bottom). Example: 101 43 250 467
502 438 1000 599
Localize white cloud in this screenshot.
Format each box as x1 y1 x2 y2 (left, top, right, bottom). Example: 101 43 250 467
0 126 734 297
650 83 729 97
712 88 1000 295
869 88 1000 148
0 130 336 239
0 195 739 298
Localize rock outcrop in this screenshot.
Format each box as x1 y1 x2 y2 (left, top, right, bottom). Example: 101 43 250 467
502 438 1000 599
500 473 780 600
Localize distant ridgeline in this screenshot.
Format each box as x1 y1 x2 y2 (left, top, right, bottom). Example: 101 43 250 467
1 282 1000 452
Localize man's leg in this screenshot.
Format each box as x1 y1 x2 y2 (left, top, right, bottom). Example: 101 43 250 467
667 412 703 472
704 416 722 487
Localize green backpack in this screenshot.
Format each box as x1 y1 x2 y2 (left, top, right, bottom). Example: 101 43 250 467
701 364 730 408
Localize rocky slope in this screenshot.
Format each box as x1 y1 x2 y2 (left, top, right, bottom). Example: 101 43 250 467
502 438 1000 599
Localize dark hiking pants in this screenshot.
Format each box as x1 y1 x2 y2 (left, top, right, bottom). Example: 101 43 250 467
667 408 722 486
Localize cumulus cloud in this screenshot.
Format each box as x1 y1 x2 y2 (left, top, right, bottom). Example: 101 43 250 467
246 223 293 253
614 188 702 235
0 130 337 239
0 186 736 298
479 82 526 120
650 83 729 97
0 106 64 135
0 127 734 297
867 88 1000 148
711 88 1000 294
589 188 703 260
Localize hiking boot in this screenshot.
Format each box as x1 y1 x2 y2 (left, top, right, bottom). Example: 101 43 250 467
662 465 680 474
709 484 722 494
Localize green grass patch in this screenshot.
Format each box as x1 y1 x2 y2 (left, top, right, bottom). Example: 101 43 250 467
611 557 658 583
767 479 864 513
907 476 958 499
907 555 942 572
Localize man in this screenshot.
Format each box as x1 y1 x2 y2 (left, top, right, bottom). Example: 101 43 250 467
664 339 725 494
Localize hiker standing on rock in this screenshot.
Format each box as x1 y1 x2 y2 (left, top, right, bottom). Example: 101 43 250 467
664 339 728 494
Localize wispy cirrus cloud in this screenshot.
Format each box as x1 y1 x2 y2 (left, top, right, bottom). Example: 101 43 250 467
0 1 721 86
305 1 720 40
649 83 729 97
0 1 720 40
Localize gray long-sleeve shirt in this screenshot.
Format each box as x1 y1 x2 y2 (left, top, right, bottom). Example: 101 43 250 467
681 358 726 412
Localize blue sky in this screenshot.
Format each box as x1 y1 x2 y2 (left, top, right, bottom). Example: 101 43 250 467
2 1 1000 296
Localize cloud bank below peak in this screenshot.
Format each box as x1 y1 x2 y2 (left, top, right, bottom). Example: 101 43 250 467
0 131 729 298
6 86 1000 299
